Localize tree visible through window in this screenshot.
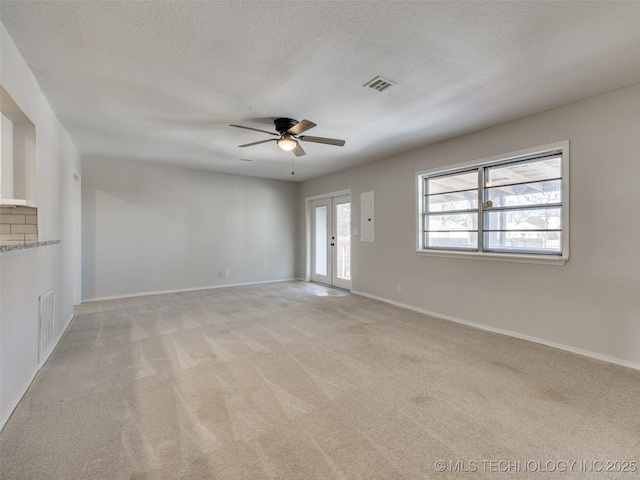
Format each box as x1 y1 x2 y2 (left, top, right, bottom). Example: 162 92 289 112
418 142 568 261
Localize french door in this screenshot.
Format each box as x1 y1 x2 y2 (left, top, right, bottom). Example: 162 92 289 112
311 194 351 289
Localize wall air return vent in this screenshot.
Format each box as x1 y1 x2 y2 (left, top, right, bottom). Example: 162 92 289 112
363 76 396 92
38 288 55 364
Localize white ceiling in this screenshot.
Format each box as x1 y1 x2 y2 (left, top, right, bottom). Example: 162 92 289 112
2 1 640 182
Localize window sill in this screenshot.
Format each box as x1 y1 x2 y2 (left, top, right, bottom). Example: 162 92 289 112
417 249 568 266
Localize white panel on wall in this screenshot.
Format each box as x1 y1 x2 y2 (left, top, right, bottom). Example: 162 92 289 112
360 191 374 242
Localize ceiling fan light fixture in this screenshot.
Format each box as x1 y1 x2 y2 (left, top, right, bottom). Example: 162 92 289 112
277 135 298 152
231 118 344 157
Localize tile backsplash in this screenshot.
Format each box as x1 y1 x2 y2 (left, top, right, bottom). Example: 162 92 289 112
0 206 37 245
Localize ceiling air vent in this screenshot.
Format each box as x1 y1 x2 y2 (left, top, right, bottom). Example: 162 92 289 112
363 76 396 92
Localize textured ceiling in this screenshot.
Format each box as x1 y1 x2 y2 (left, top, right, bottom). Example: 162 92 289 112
1 1 640 181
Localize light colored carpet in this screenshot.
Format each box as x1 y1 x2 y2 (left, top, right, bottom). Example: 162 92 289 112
1 281 638 479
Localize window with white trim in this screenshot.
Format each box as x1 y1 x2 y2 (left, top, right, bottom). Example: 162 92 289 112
417 142 569 263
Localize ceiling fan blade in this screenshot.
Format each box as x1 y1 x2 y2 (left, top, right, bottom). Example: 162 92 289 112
292 143 306 157
287 119 316 135
299 135 345 147
238 139 277 147
229 124 278 136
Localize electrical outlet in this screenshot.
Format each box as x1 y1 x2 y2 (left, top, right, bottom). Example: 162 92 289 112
396 284 402 294
218 271 224 277
224 270 230 277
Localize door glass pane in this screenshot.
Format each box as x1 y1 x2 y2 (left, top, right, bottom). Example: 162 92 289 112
314 206 327 276
335 202 351 281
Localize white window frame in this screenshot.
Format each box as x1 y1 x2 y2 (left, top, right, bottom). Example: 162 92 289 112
416 141 569 265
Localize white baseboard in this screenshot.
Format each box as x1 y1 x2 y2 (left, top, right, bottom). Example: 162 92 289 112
1 313 74 432
0 365 39 432
82 278 298 303
351 290 640 372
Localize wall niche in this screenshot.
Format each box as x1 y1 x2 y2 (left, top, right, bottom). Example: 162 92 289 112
0 85 36 209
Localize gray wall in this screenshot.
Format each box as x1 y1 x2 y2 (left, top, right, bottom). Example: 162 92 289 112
0 24 81 428
299 83 640 368
82 157 297 300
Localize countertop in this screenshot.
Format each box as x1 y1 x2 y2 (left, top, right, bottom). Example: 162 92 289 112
0 240 60 253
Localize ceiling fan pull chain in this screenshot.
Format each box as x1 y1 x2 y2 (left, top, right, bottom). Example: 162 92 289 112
291 157 295 175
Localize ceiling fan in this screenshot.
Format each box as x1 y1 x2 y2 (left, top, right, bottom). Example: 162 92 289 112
229 118 345 157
